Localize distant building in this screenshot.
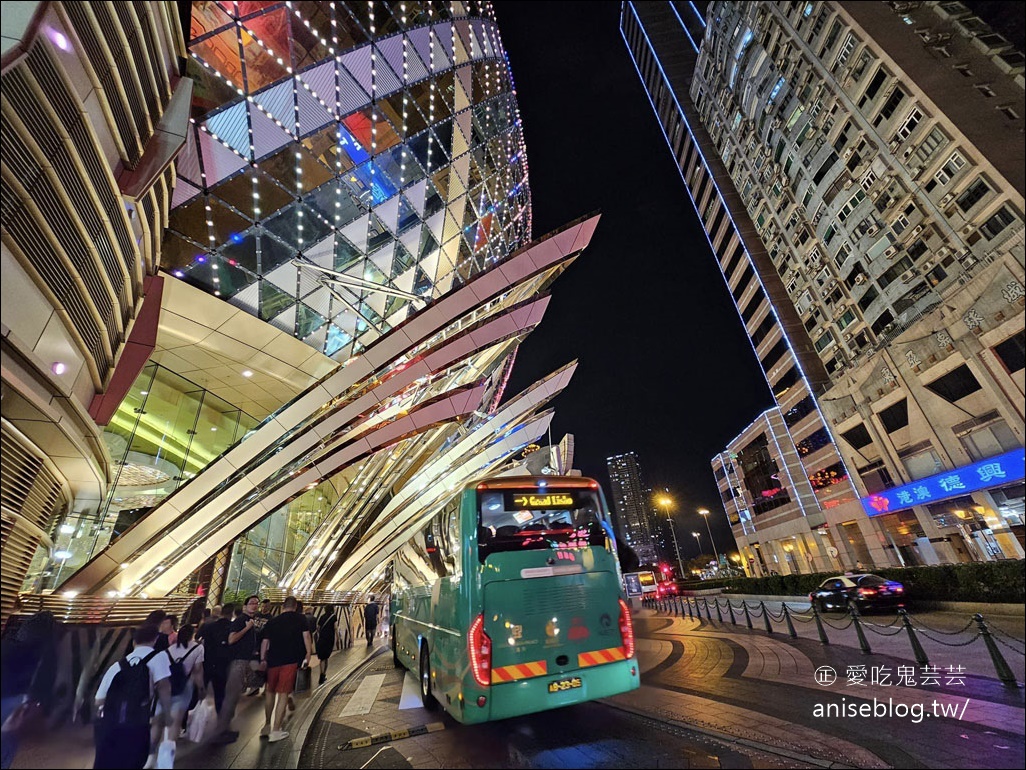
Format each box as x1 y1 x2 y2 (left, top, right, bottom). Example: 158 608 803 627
606 452 659 564
623 1 1024 574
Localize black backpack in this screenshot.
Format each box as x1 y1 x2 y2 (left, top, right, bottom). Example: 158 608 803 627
167 645 200 696
103 650 158 727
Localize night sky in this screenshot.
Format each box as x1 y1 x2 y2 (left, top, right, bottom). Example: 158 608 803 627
494 3 771 555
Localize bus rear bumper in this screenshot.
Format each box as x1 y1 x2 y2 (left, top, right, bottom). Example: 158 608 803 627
464 658 641 723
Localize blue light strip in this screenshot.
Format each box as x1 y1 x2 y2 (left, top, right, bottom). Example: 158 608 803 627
689 1 707 28
620 2 859 501
862 449 1025 517
668 2 700 54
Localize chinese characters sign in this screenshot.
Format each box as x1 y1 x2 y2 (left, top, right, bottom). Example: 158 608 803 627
862 449 1025 517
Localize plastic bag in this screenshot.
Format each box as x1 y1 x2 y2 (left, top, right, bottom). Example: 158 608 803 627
294 664 311 694
185 696 215 743
157 727 176 768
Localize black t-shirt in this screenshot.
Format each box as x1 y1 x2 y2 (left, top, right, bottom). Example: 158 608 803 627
228 615 258 661
262 611 308 668
364 603 379 626
201 617 231 664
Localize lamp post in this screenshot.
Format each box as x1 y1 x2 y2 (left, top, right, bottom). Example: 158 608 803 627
692 531 701 556
657 494 686 581
697 508 721 569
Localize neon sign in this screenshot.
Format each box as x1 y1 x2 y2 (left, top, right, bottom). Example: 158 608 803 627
862 449 1025 517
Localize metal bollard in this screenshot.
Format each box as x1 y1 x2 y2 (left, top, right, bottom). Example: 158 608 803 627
761 602 773 634
849 603 872 655
703 597 713 621
974 613 1017 685
685 596 694 619
742 601 754 630
715 598 724 623
899 609 929 667
727 599 737 625
812 604 830 645
783 603 797 639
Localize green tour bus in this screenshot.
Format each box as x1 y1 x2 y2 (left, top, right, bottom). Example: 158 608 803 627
390 475 640 723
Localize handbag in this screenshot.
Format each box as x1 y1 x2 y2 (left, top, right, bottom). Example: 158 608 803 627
156 727 176 769
293 664 311 694
185 696 215 743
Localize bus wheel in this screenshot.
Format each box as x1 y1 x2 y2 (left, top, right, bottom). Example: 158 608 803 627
392 632 402 669
419 643 438 710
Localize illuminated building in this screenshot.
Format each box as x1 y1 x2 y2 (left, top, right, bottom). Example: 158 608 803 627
2 2 599 616
606 452 659 565
623 2 1024 573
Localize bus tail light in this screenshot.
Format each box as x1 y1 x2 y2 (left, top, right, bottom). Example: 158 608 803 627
468 614 491 687
618 599 635 659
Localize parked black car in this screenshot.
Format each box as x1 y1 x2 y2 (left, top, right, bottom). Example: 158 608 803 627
809 573 905 613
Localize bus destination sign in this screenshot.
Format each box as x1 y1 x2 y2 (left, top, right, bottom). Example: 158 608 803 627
509 493 575 509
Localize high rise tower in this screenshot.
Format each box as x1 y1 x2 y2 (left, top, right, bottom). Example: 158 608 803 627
606 452 659 565
623 2 1024 573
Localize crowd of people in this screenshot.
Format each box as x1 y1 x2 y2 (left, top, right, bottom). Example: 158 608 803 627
0 595 384 769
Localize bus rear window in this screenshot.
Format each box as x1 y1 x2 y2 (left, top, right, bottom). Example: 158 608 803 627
477 489 607 561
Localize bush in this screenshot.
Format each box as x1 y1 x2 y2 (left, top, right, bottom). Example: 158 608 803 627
719 559 1024 603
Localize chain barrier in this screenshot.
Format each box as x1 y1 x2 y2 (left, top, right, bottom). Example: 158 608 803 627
987 625 1026 653
992 633 1026 655
818 613 855 630
860 621 906 637
860 612 902 629
908 617 976 636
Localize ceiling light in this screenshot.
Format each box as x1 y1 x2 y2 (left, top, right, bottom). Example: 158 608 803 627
51 361 67 375
242 370 253 378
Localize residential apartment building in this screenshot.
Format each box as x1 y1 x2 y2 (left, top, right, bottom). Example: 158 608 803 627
623 1 1024 574
606 451 659 564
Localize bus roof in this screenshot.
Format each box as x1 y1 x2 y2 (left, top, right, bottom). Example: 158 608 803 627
474 476 600 491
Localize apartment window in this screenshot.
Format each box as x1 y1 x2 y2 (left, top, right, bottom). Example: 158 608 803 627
814 331 835 352
873 87 906 126
925 364 983 402
837 190 866 222
980 206 1017 240
959 415 1020 461
858 69 888 110
857 285 879 311
878 399 909 433
833 243 850 269
934 152 966 185
833 33 858 71
894 108 923 142
860 170 877 191
851 50 872 81
841 423 873 450
914 127 947 163
892 214 909 235
956 177 990 212
993 334 1025 374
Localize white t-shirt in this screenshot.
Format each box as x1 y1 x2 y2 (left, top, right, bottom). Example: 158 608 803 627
95 645 172 703
166 640 205 676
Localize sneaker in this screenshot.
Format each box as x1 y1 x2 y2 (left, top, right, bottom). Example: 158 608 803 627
268 730 289 743
259 724 271 738
318 673 326 686
211 730 239 745
245 687 259 697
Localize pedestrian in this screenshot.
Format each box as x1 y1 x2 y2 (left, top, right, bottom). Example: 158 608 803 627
855 560 865 571
211 596 261 744
258 597 311 743
94 623 172 769
145 625 204 767
315 609 338 686
142 611 170 652
159 614 178 648
363 597 379 647
1 611 59 769
200 604 232 715
245 600 274 697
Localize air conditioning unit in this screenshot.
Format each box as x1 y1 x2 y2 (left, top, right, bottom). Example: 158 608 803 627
854 273 868 284
870 189 882 200
937 246 951 258
888 139 901 152
922 259 935 272
843 332 855 343
843 179 854 189
866 225 879 235
900 269 918 283
883 245 898 258
961 225 974 235
911 225 924 237
941 193 955 206
843 147 855 160
902 148 914 159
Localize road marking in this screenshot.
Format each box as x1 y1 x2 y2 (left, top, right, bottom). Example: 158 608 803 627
338 722 446 751
340 673 386 717
399 671 422 710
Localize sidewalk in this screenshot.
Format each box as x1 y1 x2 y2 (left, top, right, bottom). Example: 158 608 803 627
10 639 386 770
616 608 1025 768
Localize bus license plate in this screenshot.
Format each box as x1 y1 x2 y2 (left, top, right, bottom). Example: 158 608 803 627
548 676 582 693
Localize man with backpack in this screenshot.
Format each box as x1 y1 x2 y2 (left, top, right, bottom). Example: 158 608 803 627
94 624 172 769
199 603 232 717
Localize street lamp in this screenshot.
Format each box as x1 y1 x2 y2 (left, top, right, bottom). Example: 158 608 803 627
697 508 721 568
657 494 686 581
692 530 701 556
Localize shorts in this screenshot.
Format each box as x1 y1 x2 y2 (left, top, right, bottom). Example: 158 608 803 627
266 663 298 694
